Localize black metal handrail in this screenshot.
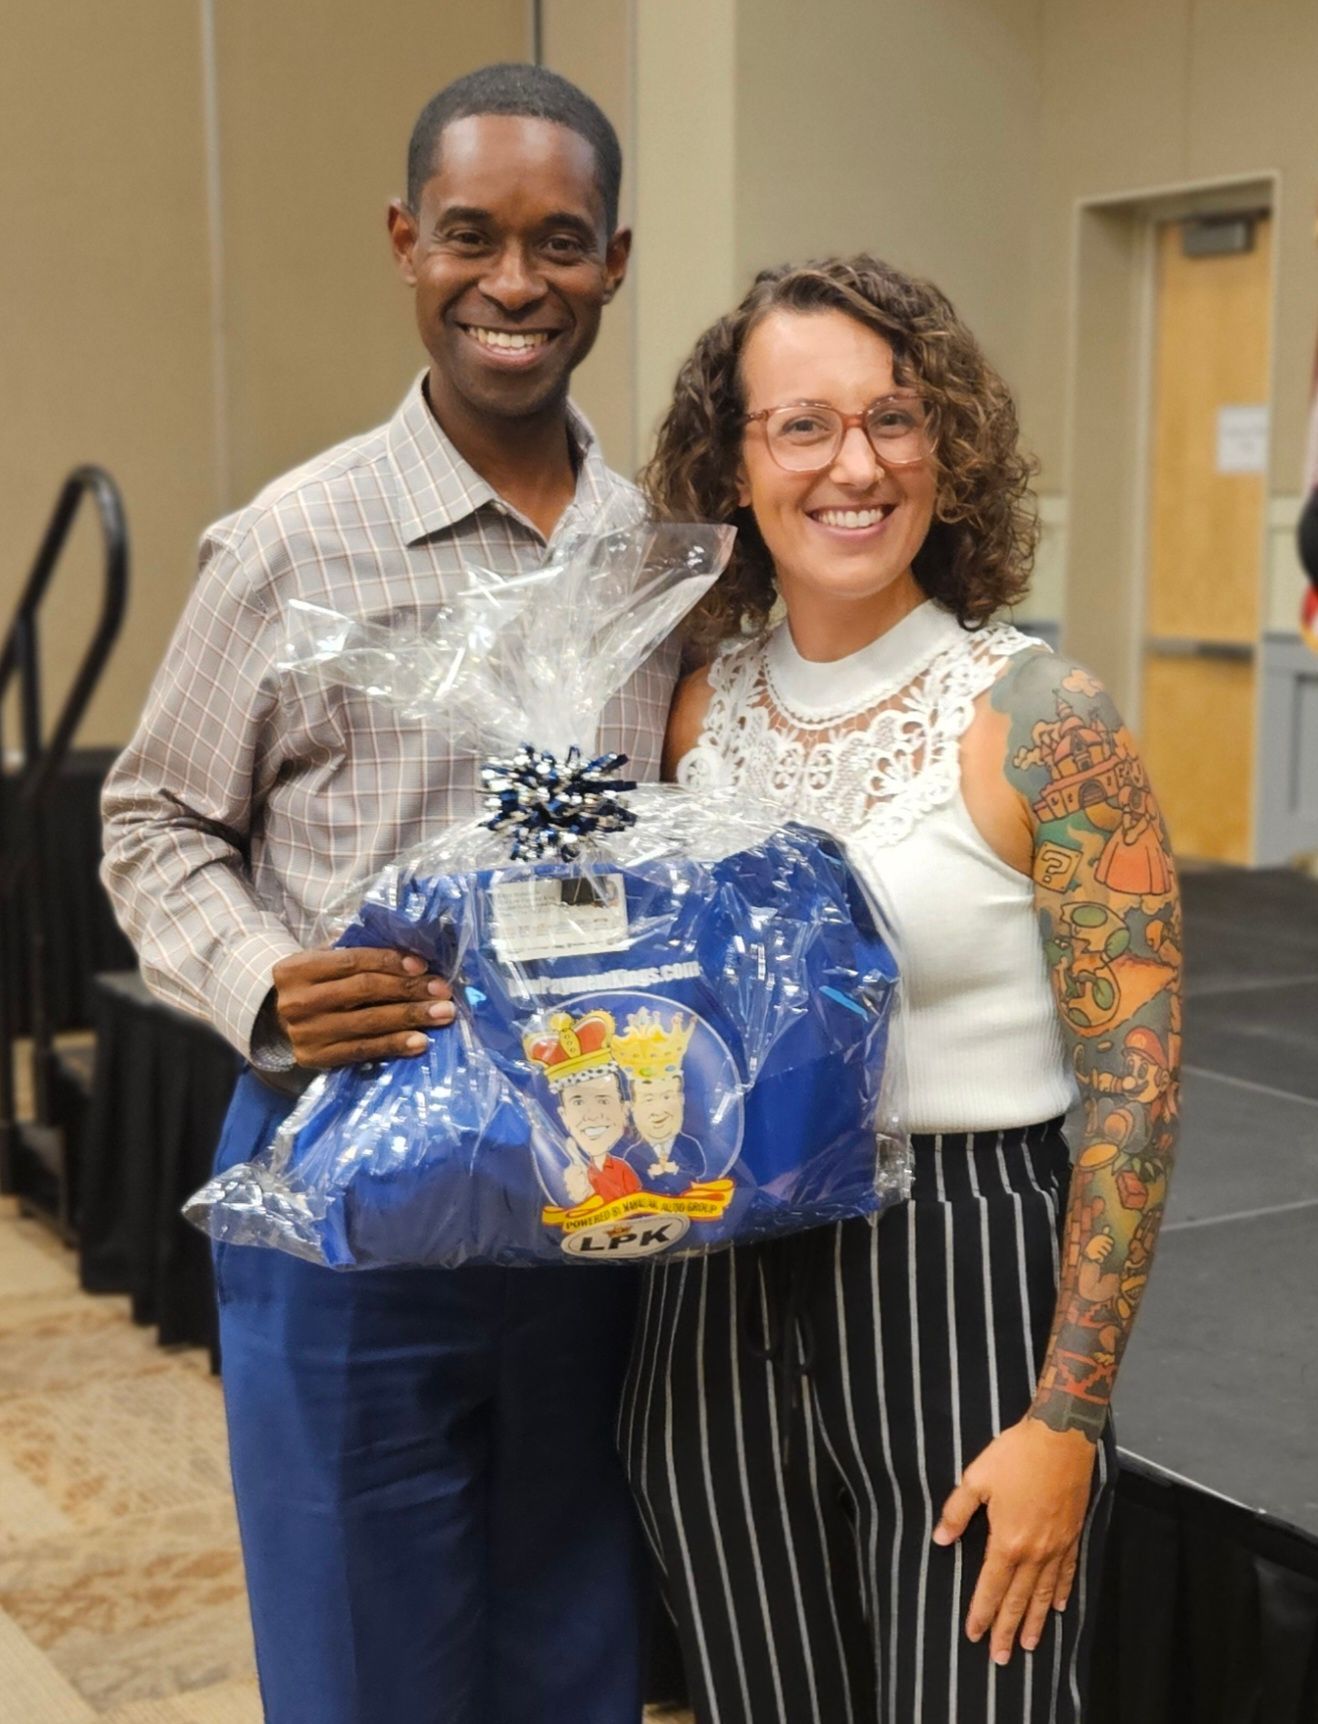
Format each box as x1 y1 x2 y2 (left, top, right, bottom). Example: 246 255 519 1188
0 466 129 1201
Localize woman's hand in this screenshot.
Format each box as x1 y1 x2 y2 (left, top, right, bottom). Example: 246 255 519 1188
932 1417 1096 1664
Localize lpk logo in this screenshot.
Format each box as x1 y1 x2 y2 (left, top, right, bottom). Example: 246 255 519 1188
562 1215 691 1259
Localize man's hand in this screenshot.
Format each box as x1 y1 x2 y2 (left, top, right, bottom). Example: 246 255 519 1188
932 1418 1096 1664
272 948 455 1068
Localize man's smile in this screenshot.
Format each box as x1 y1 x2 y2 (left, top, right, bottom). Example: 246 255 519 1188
457 323 565 366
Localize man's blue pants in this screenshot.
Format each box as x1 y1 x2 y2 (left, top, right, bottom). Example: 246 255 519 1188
213 1070 649 1724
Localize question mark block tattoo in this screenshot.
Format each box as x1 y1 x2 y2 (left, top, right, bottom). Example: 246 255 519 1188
1034 841 1082 894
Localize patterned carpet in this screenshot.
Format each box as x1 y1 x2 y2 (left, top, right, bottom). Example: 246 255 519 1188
0 1199 259 1721
0 1197 690 1722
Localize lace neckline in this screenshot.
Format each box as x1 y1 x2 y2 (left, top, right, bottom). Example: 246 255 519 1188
764 600 966 722
680 606 1044 851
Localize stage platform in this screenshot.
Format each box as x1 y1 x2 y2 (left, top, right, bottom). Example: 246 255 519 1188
1111 865 1318 1538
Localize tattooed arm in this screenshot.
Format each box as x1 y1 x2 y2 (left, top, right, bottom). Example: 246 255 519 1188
935 646 1181 1663
1003 649 1181 1435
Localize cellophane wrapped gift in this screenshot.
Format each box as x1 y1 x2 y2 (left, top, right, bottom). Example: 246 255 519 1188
184 509 911 1268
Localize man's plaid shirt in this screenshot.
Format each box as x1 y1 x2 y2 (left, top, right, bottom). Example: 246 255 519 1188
101 376 679 1060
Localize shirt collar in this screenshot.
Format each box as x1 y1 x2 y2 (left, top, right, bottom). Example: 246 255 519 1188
386 370 613 546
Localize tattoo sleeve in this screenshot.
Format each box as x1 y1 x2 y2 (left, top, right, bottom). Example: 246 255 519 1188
992 650 1183 1444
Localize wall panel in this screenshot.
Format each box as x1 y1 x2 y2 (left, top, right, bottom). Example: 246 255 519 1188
213 0 528 508
0 1 528 748
1027 0 1192 487
1186 0 1318 495
0 1 216 746
633 0 738 455
735 0 1042 409
5 0 1317 752
541 0 637 473
1033 0 1318 497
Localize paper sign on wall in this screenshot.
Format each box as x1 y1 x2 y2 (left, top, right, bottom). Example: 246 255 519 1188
1216 405 1269 475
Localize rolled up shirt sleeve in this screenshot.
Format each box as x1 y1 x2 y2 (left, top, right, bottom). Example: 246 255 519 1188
101 528 303 1062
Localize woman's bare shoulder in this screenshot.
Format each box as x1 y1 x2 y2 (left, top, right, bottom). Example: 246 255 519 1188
663 665 716 781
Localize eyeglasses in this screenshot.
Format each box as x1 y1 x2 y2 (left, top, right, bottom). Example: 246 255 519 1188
743 394 932 473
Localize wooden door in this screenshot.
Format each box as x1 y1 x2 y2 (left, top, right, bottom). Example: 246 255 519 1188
1141 215 1271 863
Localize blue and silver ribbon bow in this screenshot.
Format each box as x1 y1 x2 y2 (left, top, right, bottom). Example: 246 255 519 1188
480 743 637 861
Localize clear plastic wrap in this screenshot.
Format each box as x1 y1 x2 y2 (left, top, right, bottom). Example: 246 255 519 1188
185 511 912 1267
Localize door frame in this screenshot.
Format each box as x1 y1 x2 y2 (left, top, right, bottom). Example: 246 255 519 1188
1061 173 1281 861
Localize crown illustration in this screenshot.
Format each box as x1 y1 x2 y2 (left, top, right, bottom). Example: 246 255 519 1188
523 1010 618 1084
611 1008 695 1083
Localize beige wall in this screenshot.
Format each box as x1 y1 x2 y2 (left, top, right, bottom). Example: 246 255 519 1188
633 0 740 459
1063 207 1155 709
733 0 1316 650
5 0 1316 751
0 1 217 751
550 0 1045 485
1026 0 1318 688
1030 0 1318 492
0 0 527 748
540 0 638 473
735 0 1042 406
542 0 742 468
214 3 528 507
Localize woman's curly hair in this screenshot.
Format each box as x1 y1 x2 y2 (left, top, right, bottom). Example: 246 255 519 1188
640 255 1039 650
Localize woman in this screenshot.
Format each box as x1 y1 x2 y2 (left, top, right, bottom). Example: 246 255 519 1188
621 258 1182 1724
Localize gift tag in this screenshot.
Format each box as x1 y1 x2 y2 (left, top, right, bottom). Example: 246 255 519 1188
489 871 632 964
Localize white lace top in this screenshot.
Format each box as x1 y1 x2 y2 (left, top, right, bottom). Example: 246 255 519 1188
679 600 1075 1133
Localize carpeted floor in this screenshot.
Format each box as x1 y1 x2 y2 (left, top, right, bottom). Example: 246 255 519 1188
0 1196 693 1722
0 1198 258 1720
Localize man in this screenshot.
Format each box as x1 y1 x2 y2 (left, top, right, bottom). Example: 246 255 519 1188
612 1007 708 1194
524 1008 641 1204
559 1069 640 1200
102 64 675 1724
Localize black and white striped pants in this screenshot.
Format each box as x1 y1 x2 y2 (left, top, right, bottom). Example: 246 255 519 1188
621 1122 1116 1724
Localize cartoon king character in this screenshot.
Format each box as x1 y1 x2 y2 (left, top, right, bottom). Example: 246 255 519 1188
524 1011 642 1208
611 1008 708 1195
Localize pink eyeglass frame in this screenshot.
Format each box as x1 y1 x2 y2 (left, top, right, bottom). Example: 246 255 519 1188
742 392 932 471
